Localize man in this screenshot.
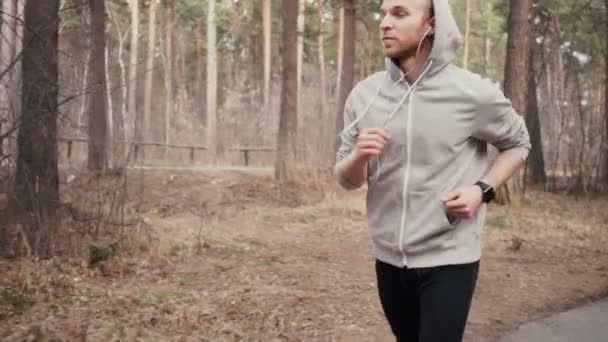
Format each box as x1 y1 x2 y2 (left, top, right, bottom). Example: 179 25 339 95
334 0 531 341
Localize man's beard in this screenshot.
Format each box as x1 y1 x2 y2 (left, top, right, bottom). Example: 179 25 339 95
385 44 419 61
384 38 433 61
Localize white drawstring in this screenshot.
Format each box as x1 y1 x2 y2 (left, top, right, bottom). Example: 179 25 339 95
338 72 406 138
381 60 434 128
371 59 434 185
338 26 435 186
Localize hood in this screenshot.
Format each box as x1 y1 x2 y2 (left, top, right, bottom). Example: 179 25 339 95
387 0 462 81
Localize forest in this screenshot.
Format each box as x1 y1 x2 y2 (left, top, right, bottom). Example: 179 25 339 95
0 0 607 341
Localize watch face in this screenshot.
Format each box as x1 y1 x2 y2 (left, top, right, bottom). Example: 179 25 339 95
485 188 495 203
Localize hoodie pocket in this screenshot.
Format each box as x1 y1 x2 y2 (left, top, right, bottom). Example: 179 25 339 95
403 190 458 251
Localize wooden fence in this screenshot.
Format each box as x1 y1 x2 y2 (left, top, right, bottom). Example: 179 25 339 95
59 137 285 166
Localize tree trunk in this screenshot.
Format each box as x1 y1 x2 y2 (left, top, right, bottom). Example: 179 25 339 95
87 0 108 171
317 0 331 168
483 1 492 74
317 0 327 118
229 2 242 88
78 7 91 133
463 0 471 70
143 0 159 144
573 65 587 194
195 19 205 120
1 0 16 73
604 0 608 185
297 0 306 109
275 0 298 181
497 0 533 204
0 0 19 257
14 0 60 257
105 44 114 169
0 0 16 158
335 4 344 97
334 0 355 152
9 0 23 158
549 17 565 191
110 10 129 153
164 0 175 147
525 52 547 185
206 0 218 163
263 0 272 109
128 0 139 142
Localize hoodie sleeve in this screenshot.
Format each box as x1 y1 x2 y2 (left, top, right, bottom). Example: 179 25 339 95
334 91 360 190
472 84 531 162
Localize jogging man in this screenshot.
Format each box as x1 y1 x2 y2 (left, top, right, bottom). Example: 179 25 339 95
334 0 531 341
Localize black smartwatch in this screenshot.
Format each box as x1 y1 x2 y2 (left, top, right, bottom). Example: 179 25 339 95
474 181 496 204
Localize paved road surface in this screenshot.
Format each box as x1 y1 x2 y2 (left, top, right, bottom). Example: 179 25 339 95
499 298 608 342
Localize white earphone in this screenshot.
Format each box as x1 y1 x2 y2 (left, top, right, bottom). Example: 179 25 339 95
423 25 434 38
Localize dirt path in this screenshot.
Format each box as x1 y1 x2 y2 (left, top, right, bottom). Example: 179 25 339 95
1 172 607 341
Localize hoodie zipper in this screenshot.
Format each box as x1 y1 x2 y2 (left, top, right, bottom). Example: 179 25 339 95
398 90 415 266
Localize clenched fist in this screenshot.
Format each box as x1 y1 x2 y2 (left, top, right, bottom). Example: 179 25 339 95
354 128 391 163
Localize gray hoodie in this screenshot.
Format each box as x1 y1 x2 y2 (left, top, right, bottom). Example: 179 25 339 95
335 0 531 268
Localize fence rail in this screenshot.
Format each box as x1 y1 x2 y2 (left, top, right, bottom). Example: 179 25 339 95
59 137 285 166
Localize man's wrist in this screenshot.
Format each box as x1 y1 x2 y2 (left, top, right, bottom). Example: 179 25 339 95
349 153 372 172
480 178 497 189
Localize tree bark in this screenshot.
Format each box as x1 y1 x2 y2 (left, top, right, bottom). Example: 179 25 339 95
143 0 159 143
0 0 17 159
163 0 175 147
195 19 205 120
229 2 242 88
483 1 492 74
128 0 139 142
14 0 60 257
206 0 218 162
263 0 272 109
77 6 91 132
87 0 108 171
525 52 547 185
335 4 344 97
105 44 114 169
497 0 533 204
334 0 355 152
463 0 471 70
109 10 129 151
0 0 19 257
297 0 306 109
573 64 587 194
275 0 299 181
317 0 327 117
604 0 608 185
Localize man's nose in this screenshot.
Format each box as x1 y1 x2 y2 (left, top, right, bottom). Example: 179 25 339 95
380 16 393 31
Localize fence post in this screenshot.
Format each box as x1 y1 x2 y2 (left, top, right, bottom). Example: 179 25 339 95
67 140 73 158
134 143 140 161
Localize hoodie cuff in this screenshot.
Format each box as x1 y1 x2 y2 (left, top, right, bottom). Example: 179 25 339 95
501 146 530 163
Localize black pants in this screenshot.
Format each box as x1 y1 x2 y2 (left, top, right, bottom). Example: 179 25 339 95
375 259 479 342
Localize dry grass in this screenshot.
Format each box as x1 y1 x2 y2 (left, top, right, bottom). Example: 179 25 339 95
1 172 607 341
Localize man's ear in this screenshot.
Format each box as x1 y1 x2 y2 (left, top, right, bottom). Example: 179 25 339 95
428 17 436 35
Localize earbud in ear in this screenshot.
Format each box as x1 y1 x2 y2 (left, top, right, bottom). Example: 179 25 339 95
423 26 433 37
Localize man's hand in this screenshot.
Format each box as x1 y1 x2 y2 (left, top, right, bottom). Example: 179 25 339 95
441 186 483 219
354 128 391 163
335 128 390 189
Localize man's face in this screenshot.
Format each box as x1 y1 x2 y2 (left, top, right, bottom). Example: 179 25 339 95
380 0 433 59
